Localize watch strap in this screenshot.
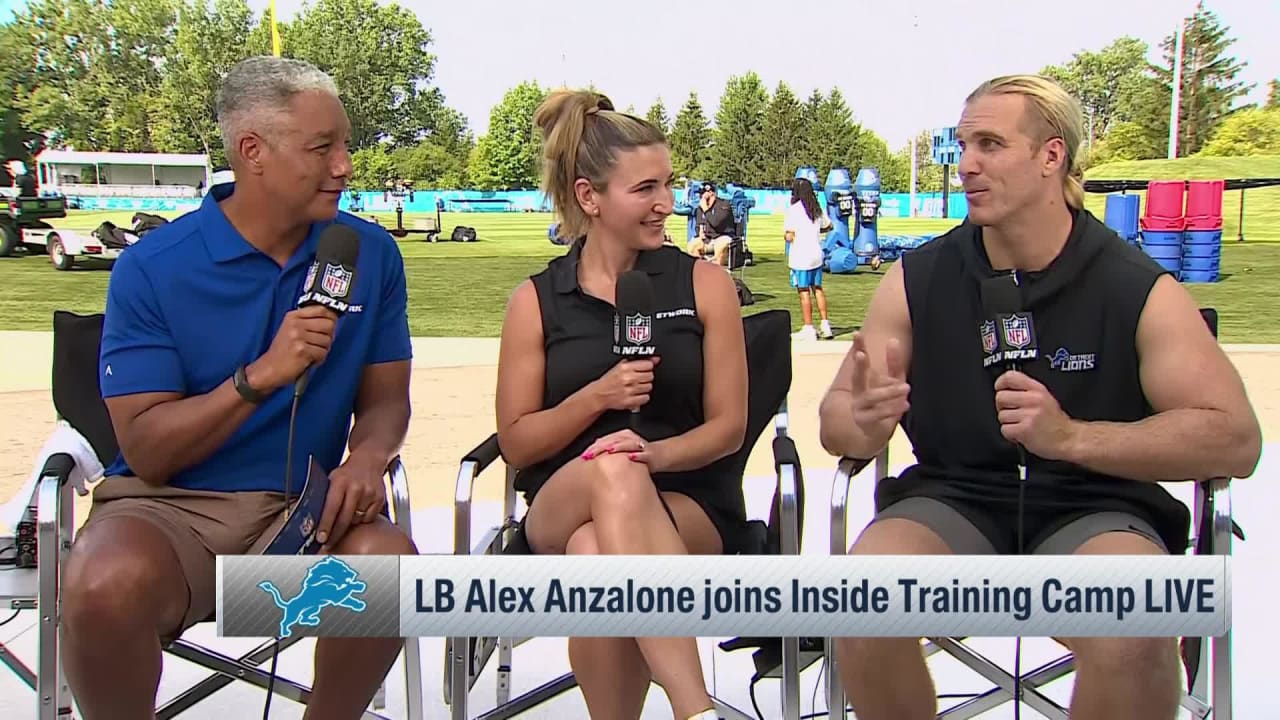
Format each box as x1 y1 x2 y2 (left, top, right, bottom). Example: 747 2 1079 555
234 365 267 404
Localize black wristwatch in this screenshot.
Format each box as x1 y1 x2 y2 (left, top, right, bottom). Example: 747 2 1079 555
233 365 268 404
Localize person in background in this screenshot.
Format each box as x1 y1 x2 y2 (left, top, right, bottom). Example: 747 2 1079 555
686 182 736 265
784 176 832 339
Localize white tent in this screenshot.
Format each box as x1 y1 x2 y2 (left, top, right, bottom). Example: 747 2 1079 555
34 150 211 197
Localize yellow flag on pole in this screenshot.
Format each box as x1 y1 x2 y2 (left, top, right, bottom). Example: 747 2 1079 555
270 0 282 56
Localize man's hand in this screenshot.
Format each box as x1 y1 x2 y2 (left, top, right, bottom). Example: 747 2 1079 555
847 331 910 438
316 453 387 552
246 305 338 393
994 370 1075 459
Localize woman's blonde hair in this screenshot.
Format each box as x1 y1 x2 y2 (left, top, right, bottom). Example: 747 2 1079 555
966 74 1086 209
534 89 667 240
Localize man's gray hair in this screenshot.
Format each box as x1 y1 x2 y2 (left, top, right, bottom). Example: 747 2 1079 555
216 56 339 158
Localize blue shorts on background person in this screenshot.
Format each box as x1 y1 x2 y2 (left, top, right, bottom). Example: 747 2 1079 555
790 267 823 289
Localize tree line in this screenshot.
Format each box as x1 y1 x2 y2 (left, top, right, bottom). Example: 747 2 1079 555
1 0 1274 195
1041 1 1277 164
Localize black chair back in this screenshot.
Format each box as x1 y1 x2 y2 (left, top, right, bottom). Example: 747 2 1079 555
51 311 119 467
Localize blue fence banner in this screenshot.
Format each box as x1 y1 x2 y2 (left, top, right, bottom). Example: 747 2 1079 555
68 189 969 219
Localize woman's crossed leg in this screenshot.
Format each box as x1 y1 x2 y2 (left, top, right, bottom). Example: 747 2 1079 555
524 451 723 720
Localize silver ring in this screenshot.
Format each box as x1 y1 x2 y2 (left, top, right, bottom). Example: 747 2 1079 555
638 442 645 450
353 508 368 517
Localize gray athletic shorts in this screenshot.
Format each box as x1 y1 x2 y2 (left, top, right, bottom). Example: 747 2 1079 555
874 496 1169 555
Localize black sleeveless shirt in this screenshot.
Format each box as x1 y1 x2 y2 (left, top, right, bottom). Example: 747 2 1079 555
516 240 743 524
877 208 1192 554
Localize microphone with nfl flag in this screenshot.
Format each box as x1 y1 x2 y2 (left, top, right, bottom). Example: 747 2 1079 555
294 225 360 398
980 275 1039 372
614 270 657 431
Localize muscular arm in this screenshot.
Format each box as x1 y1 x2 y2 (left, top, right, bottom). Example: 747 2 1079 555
1060 275 1262 482
101 250 272 485
106 380 260 485
344 360 411 471
649 261 748 472
818 260 913 459
495 280 610 469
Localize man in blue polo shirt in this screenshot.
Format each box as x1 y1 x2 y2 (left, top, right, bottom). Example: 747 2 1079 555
58 57 417 720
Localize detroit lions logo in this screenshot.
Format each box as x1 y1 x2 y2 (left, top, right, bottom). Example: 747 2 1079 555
258 556 368 638
1049 347 1097 372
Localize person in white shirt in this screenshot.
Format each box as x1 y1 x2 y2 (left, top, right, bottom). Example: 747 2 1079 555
784 177 833 339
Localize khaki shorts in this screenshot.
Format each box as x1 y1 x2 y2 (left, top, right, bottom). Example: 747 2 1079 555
83 475 296 641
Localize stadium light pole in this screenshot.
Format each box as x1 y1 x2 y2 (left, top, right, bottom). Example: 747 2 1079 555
1167 12 1186 159
908 12 919 217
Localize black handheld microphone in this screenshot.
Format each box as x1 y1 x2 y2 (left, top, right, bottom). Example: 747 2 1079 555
979 273 1039 466
294 224 361 397
265 223 360 720
979 272 1038 720
614 270 657 431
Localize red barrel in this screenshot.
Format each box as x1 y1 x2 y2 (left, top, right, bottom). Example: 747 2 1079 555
1144 180 1185 220
1185 179 1224 230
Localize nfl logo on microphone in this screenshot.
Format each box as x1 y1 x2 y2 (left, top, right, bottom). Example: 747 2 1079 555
981 320 997 354
626 313 651 345
1002 314 1030 349
322 263 352 297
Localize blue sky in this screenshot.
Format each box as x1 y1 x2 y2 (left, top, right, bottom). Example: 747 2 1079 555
4 0 1277 149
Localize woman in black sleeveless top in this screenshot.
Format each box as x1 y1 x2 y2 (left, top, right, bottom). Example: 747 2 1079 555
495 90 748 720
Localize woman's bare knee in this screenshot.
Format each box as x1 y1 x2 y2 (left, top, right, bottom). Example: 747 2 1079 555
588 453 661 516
850 517 952 556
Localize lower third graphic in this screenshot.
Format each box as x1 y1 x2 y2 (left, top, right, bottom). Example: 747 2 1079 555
258 556 369 638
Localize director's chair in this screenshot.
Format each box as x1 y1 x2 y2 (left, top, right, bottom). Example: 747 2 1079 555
0 310 425 720
823 307 1243 720
444 308 819 720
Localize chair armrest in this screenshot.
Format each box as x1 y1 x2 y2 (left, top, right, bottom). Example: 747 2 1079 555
830 449 889 556
34 452 76 491
1201 477 1244 550
454 434 503 555
830 457 863 556
455 434 502 505
384 455 410 527
772 435 801 556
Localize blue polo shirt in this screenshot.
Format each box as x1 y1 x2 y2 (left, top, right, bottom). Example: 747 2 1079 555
99 183 412 493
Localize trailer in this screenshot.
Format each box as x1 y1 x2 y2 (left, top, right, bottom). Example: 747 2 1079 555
0 194 125 270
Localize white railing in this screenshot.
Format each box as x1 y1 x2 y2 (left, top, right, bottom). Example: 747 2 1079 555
53 183 200 198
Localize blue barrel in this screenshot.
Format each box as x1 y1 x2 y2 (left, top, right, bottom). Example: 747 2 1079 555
1140 230 1183 277
1104 193 1140 241
795 165 821 189
1181 229 1222 282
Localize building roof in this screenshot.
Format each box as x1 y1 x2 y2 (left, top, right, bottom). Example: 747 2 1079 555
35 150 211 168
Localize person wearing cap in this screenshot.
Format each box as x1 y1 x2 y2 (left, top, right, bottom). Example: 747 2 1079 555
686 182 736 265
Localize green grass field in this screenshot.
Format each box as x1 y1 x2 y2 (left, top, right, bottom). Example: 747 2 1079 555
1 155 1277 341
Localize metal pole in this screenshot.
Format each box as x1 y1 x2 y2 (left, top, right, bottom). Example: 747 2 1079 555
1168 17 1185 159
941 164 950 219
1237 189 1245 242
909 135 917 218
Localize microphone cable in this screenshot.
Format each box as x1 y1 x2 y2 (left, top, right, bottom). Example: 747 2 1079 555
1013 445 1026 720
262 385 303 720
